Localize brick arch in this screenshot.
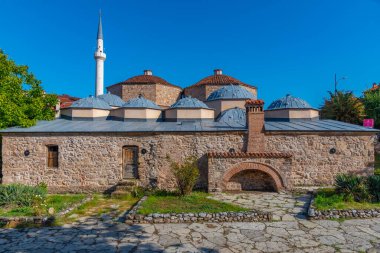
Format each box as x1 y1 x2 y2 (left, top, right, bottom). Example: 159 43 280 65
222 162 285 192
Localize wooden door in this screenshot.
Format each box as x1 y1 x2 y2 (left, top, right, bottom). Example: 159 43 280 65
122 146 138 179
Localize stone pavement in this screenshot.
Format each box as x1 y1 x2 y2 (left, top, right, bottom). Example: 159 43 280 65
0 217 379 252
209 191 311 221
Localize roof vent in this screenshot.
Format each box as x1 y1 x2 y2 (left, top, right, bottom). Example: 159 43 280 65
144 70 153 76
214 69 223 75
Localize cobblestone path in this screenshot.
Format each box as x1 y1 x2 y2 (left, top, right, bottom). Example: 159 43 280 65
209 191 311 221
0 217 379 252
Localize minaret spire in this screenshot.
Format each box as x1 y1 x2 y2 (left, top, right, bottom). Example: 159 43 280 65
94 10 106 96
97 10 103 40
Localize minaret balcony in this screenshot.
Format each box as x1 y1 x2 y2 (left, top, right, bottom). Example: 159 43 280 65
94 52 106 60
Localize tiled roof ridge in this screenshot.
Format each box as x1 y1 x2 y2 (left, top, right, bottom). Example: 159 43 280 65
187 74 256 89
108 75 182 89
207 151 293 158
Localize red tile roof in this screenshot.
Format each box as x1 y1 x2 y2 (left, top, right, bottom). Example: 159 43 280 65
188 74 256 89
108 75 181 89
207 152 292 158
58 94 80 109
245 99 265 106
370 83 379 91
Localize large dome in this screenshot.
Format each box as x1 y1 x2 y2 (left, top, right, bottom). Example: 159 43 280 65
69 96 112 110
267 94 313 110
170 96 210 109
97 92 125 107
216 107 246 125
123 95 161 109
191 69 254 88
207 85 255 101
110 70 181 89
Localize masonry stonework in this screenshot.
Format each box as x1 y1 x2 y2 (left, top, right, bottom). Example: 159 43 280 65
1 131 375 193
265 133 376 186
1 132 245 193
155 84 182 108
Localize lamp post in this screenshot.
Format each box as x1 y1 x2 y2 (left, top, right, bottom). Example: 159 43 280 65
334 73 347 94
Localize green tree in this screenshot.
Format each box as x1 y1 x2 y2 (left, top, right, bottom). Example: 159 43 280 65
0 49 58 129
362 88 380 128
320 91 365 124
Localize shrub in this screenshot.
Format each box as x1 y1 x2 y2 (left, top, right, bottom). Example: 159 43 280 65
0 184 47 207
168 155 199 196
367 175 380 202
335 174 370 202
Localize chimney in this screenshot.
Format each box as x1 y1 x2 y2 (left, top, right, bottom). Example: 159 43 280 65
144 70 153 76
214 69 223 75
245 99 265 153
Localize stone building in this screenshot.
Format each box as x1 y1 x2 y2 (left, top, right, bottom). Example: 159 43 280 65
0 15 377 193
184 69 258 102
106 70 182 108
0 92 377 193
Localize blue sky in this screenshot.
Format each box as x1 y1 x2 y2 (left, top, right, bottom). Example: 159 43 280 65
1 0 380 108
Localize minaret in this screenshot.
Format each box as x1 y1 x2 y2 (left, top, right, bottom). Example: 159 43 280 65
94 11 106 96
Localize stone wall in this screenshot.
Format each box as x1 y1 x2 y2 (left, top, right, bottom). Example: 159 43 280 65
106 85 122 99
121 84 156 103
155 84 182 108
1 132 245 193
1 131 375 193
265 133 376 186
107 83 182 108
183 86 206 101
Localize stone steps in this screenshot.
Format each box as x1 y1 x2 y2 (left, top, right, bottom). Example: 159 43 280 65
110 179 139 197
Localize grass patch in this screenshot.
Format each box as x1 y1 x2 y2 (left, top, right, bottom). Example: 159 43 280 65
0 194 86 217
137 191 248 215
375 153 380 175
56 194 138 225
314 188 380 211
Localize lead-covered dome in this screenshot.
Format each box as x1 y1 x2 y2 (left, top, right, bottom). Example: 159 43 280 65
69 96 112 110
97 92 125 107
267 94 313 110
217 107 246 125
170 96 210 109
122 95 161 109
207 85 255 101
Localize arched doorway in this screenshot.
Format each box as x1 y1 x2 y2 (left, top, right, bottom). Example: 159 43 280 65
222 162 284 192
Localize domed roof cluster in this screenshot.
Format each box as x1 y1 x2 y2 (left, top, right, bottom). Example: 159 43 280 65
267 94 313 110
123 95 161 109
70 96 112 110
170 96 210 109
217 108 246 124
97 92 125 107
207 85 255 101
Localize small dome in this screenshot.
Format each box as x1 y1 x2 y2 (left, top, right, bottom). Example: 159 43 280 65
122 95 161 109
207 85 256 101
170 96 210 109
70 96 112 110
97 93 125 107
217 108 246 124
267 94 313 110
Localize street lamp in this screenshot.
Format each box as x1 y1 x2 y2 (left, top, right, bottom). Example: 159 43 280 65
334 73 348 94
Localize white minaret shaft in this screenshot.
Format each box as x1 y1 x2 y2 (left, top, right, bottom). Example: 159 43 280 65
94 12 106 96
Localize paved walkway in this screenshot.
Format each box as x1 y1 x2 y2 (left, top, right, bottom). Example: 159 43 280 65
0 217 379 252
209 191 311 221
